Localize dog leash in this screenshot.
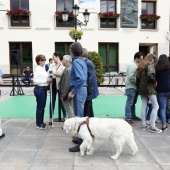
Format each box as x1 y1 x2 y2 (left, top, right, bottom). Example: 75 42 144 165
77 117 94 138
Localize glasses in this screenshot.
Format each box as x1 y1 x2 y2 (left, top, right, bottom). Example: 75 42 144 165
41 59 46 61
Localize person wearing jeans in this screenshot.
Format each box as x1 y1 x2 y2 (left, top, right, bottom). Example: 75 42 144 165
136 53 161 133
33 54 52 129
156 54 170 131
125 52 143 125
68 42 87 152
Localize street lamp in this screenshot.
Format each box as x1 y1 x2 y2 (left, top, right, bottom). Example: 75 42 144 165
62 4 90 41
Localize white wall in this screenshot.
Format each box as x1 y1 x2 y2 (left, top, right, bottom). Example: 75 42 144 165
0 0 169 73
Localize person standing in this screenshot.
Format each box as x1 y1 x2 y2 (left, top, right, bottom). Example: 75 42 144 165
82 48 99 117
48 52 66 125
33 55 52 129
59 55 73 118
136 53 161 133
45 58 54 72
125 52 143 125
68 42 87 152
21 66 33 86
156 54 170 131
0 70 5 139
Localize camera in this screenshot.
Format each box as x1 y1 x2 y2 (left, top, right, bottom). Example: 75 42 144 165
49 70 53 78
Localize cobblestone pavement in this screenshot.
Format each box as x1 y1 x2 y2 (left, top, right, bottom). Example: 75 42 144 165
0 86 170 170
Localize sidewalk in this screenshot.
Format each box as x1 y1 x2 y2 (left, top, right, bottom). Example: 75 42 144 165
0 87 170 169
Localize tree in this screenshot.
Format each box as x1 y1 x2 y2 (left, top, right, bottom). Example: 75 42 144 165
88 51 104 85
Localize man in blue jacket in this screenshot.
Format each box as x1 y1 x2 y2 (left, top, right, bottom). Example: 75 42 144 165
82 48 99 117
68 42 87 152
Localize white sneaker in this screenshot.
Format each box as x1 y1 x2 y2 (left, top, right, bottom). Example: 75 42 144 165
149 127 162 133
141 125 149 130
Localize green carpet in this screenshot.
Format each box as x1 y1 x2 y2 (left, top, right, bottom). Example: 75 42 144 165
0 95 142 118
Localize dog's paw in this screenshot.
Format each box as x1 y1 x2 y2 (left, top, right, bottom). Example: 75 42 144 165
86 150 94 155
80 151 85 157
111 155 118 160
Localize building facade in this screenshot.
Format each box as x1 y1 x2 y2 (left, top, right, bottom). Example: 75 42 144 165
0 0 169 74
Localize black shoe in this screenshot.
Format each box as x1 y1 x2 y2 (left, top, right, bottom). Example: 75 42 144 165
49 122 52 126
69 144 80 152
37 124 47 130
131 117 141 121
0 133 5 140
72 138 78 144
125 119 135 126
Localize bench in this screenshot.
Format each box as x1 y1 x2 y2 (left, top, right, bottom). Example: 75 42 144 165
98 72 126 87
1 74 35 96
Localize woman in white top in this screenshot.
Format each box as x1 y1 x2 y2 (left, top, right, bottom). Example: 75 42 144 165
33 54 52 129
48 52 66 125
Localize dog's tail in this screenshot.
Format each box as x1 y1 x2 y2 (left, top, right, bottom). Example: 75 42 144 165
126 133 138 156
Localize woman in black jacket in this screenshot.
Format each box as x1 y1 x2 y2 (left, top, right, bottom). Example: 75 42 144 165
155 54 170 132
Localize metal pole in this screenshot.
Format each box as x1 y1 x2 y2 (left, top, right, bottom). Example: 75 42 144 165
74 16 77 42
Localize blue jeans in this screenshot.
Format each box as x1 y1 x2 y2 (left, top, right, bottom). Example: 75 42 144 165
49 79 66 118
125 88 138 119
73 86 87 117
146 103 152 121
22 77 31 85
157 92 170 126
34 86 47 126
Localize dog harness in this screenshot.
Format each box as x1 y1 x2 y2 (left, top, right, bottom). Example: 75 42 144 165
77 117 94 138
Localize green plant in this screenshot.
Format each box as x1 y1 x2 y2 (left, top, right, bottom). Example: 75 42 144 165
88 51 104 84
69 29 83 41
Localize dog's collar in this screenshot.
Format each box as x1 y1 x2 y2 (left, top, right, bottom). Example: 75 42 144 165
77 117 94 138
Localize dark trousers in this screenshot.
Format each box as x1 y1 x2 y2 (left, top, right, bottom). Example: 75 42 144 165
84 100 94 117
146 103 152 121
34 86 47 126
49 79 66 118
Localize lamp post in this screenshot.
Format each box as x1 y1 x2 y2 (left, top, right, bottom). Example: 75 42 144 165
62 4 90 42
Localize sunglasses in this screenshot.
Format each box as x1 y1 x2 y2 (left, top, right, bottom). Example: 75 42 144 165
41 59 46 61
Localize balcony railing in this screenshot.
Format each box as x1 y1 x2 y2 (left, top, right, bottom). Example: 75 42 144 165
10 15 30 27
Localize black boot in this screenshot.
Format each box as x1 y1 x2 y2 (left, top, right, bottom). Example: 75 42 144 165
69 144 80 152
72 138 78 144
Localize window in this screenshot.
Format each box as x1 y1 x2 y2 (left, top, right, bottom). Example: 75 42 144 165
10 42 32 74
99 43 118 72
141 1 157 29
11 0 29 10
100 17 117 28
56 0 73 11
99 0 118 28
100 0 116 13
9 0 30 27
56 0 74 27
55 42 72 56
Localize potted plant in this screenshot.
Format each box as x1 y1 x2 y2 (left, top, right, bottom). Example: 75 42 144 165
88 51 104 85
98 12 120 18
6 9 30 16
140 14 160 21
55 11 73 17
69 29 83 41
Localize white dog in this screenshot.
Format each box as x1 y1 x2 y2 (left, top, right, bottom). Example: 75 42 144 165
63 117 138 160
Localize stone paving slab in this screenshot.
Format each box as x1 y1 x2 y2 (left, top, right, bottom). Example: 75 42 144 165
0 118 170 170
